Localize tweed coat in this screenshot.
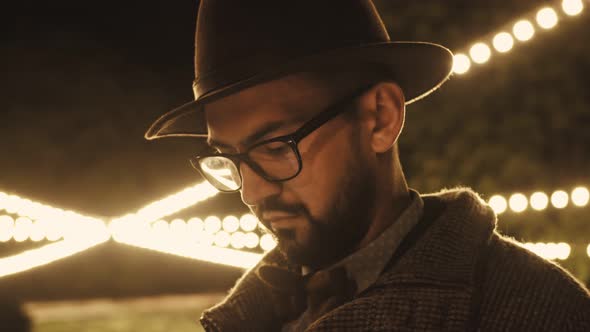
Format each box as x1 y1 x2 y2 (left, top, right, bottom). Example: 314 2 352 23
200 189 590 331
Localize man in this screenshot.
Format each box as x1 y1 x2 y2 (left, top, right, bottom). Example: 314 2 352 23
146 1 590 331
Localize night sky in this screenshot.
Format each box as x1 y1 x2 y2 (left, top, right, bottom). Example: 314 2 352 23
2 1 227 217
2 0 589 219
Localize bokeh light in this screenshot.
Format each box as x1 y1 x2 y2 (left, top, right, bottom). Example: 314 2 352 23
452 53 471 74
222 216 240 233
244 232 260 249
45 220 64 242
118 181 218 226
187 217 204 233
214 231 231 248
536 7 559 29
488 195 508 214
260 234 277 251
557 242 571 260
513 20 535 41
14 217 33 242
571 187 589 207
170 218 187 235
509 193 528 213
204 216 222 234
152 219 170 234
530 192 549 211
239 214 258 232
30 220 46 242
523 242 570 260
562 0 584 16
230 231 245 249
0 215 15 242
492 32 514 53
469 42 491 64
551 190 569 209
197 232 214 246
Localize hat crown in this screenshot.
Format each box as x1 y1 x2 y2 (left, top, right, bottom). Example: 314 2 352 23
194 0 390 98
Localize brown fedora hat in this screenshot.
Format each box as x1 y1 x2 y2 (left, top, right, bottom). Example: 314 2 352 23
145 0 453 140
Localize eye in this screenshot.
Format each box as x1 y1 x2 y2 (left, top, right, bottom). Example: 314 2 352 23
251 141 292 158
263 142 290 154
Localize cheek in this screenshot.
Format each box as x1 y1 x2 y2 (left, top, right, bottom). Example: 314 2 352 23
285 126 360 218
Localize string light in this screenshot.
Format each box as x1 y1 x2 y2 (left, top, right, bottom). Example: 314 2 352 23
29 220 46 242
452 53 471 74
222 216 240 233
0 192 105 238
0 238 109 278
187 217 204 232
492 32 515 53
204 216 222 234
0 215 15 242
522 242 571 260
452 1 586 75
530 192 549 211
170 218 187 235
244 232 260 249
571 186 589 207
487 185 588 214
239 214 259 232
0 220 110 278
230 231 246 249
109 181 218 227
562 0 584 16
509 193 528 213
113 234 262 269
152 219 170 234
260 234 277 252
214 231 231 248
45 221 64 242
14 217 33 242
536 7 559 29
489 195 508 214
469 42 492 64
513 20 536 41
551 190 569 209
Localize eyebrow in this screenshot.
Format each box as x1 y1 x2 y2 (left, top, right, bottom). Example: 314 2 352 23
207 120 290 150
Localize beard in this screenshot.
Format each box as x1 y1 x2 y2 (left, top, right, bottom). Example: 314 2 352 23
256 141 377 269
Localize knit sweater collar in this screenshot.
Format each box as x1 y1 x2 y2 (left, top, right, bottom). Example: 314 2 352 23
373 187 496 289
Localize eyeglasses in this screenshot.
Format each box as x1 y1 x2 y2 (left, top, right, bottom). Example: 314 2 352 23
190 86 369 192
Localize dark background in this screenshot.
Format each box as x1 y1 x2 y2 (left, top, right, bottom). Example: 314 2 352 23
1 0 589 300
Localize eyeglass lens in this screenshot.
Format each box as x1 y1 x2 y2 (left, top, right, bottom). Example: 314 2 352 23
199 140 300 191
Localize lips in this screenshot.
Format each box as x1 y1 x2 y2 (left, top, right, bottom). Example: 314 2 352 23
262 212 298 222
261 212 299 230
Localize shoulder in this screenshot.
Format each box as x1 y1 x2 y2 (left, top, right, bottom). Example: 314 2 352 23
479 233 590 330
486 233 589 299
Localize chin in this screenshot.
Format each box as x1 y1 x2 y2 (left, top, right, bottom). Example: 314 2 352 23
277 236 342 268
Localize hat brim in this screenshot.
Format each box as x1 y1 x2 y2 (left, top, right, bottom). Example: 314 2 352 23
145 41 453 140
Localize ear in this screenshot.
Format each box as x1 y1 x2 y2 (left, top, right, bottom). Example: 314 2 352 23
365 82 405 153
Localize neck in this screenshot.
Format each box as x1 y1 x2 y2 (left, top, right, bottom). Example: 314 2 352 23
356 163 410 250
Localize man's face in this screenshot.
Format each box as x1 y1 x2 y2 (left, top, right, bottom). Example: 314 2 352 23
205 74 378 268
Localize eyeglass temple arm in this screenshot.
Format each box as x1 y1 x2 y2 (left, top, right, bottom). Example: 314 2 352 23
290 86 371 142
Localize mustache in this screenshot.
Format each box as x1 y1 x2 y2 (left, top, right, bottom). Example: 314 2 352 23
254 197 307 219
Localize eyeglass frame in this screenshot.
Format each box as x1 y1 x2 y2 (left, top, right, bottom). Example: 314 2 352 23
190 85 371 192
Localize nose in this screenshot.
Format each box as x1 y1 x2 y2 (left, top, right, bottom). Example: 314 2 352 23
240 162 281 207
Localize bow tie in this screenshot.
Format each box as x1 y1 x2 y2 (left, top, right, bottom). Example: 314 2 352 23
256 264 358 325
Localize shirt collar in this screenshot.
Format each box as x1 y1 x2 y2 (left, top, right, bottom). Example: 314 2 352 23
304 189 424 294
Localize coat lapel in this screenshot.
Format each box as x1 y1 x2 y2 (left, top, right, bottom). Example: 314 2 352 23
307 189 497 331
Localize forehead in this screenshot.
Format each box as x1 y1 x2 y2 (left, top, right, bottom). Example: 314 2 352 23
204 73 336 148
